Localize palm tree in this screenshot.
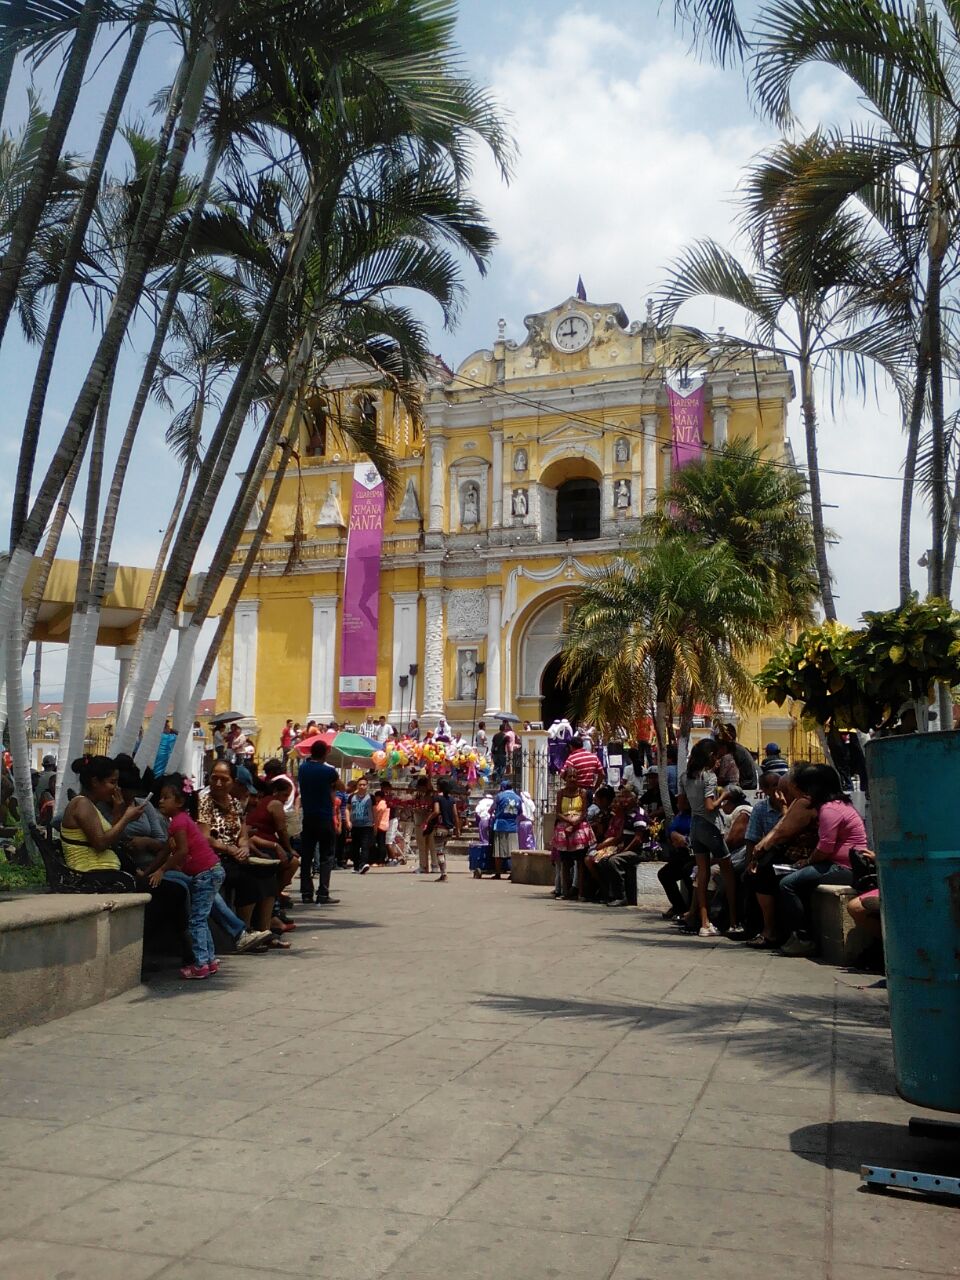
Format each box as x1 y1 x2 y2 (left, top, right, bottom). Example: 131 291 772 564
0 0 105 342
10 1 154 547
644 440 821 625
112 34 510 755
657 149 906 620
752 0 960 601
560 538 769 816
134 114 501 766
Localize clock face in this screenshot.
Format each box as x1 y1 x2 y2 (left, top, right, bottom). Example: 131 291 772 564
552 312 593 353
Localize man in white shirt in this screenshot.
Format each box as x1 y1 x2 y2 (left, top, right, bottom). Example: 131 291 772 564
373 715 394 743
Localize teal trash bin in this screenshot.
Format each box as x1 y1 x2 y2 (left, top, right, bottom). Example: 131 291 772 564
865 730 960 1112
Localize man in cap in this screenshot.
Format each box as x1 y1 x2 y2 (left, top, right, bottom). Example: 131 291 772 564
760 742 789 778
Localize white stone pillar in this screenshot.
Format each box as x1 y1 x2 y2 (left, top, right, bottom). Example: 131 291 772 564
389 591 420 721
309 595 338 721
712 402 729 449
422 588 445 724
485 586 503 717
642 412 659 514
231 600 260 717
428 437 445 533
491 429 503 527
115 645 135 708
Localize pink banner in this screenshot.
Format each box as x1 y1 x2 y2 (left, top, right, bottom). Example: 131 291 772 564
668 382 705 471
339 462 385 709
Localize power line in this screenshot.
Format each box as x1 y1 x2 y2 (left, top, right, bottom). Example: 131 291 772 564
445 369 906 484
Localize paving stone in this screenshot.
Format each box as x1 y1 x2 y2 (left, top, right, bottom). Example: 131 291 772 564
0 875 955 1279
30 1181 262 1256
658 1137 829 1198
4 1120 192 1178
448 1166 648 1237
630 1183 827 1256
0 1165 108 1236
381 1216 623 1279
289 1149 485 1215
0 1239 169 1279
611 1241 827 1280
194 1195 435 1278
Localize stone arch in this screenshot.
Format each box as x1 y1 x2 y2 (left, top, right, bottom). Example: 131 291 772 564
511 590 575 702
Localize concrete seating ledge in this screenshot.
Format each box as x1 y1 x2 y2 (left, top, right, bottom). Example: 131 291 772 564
510 850 554 886
0 893 151 1038
812 883 871 965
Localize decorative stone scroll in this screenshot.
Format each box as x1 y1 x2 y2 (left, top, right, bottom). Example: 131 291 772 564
446 588 487 639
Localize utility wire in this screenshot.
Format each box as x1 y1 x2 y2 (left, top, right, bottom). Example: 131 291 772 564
444 369 907 484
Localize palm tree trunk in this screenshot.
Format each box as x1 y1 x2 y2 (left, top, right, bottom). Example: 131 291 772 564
19 445 86 655
943 464 960 598
113 181 324 752
168 437 297 774
0 0 104 345
54 372 111 817
134 366 299 769
140 408 201 625
653 697 674 819
0 39 16 123
5 607 36 838
898 342 930 603
10 2 153 547
0 20 219 708
927 254 946 597
798 351 837 620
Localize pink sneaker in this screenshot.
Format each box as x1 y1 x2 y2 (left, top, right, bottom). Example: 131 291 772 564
180 964 210 980
206 959 220 974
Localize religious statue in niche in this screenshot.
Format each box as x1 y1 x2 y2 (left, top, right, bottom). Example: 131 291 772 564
615 436 630 464
614 478 631 510
514 447 528 473
460 481 480 527
512 487 528 517
457 648 479 700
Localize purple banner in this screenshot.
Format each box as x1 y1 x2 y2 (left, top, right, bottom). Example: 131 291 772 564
668 382 705 471
339 462 385 709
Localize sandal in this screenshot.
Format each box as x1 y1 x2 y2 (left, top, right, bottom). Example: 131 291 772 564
266 936 292 949
747 935 777 949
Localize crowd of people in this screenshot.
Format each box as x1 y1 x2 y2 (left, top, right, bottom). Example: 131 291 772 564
542 732 878 965
10 707 881 981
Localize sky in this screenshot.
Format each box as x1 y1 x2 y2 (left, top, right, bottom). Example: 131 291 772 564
1 1 928 703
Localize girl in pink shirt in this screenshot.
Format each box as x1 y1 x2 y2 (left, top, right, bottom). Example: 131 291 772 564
155 774 226 979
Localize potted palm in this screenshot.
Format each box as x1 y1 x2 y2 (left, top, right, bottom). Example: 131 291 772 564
759 598 960 1111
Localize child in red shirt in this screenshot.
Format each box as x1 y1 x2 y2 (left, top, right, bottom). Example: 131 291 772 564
155 773 226 979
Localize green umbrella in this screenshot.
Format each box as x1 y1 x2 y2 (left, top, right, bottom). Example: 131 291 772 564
328 730 379 762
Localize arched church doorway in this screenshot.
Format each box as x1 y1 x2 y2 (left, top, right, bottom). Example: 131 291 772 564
540 652 574 727
557 478 601 540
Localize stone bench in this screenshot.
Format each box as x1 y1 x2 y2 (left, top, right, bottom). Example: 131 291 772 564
510 850 555 887
0 893 150 1038
812 884 872 965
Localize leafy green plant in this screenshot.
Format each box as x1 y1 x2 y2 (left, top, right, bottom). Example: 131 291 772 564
757 597 960 731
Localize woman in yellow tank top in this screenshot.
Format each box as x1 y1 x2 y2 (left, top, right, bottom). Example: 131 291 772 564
60 756 145 875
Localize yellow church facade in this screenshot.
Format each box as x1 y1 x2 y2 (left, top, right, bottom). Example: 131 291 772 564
217 295 798 756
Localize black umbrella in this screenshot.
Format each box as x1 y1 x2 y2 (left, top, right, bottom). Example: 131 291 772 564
207 710 244 724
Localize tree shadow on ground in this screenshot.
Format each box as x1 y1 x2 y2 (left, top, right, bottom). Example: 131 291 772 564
470 988 893 1093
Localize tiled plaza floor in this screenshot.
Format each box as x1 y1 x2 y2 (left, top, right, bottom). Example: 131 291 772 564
0 869 957 1279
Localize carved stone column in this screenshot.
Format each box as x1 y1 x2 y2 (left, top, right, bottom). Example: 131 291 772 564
389 591 420 721
484 586 503 717
428 437 445 534
642 412 659 514
231 600 260 717
421 588 445 726
309 595 338 721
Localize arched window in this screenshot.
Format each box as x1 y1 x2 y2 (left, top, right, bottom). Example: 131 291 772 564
557 478 601 540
